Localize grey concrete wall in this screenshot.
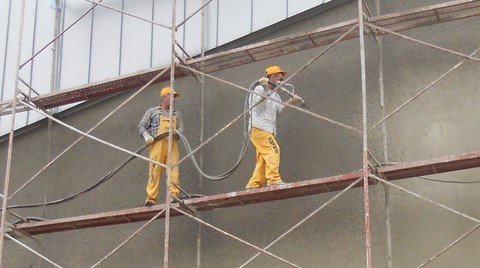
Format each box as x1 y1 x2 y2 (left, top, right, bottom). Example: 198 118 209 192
1 0 480 267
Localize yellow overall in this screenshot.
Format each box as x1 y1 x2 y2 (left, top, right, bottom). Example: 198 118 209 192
146 114 180 204
245 127 283 188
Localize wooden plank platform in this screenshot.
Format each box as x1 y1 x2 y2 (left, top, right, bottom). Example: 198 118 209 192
11 171 364 236
11 150 480 236
187 0 480 73
377 151 480 180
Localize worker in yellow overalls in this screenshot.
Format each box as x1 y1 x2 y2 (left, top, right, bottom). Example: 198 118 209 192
138 87 184 206
245 66 300 189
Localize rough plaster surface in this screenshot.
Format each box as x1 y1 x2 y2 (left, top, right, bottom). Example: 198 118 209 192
1 1 480 267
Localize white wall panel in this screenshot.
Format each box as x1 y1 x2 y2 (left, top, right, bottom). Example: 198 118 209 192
120 0 153 74
90 0 122 82
175 0 186 60
22 1 56 126
151 26 173 68
216 0 251 46
26 1 55 96
1 0 21 101
181 0 204 56
0 1 26 134
0 0 13 101
252 0 287 32
59 0 94 89
0 0 10 100
0 114 12 136
205 0 219 50
288 0 331 16
17 0 36 95
151 0 174 67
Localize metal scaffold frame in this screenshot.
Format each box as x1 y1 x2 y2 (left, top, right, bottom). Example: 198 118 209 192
1 0 480 267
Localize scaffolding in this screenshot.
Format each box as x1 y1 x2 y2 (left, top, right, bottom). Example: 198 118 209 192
2 0 480 267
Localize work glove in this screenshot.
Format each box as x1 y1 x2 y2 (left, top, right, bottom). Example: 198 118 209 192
142 131 154 145
258 77 269 87
286 96 300 105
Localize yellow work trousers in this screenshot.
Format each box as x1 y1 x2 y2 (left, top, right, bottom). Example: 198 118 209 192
146 137 180 204
245 127 282 188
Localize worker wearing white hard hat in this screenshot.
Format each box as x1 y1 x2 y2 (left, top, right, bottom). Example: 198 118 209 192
245 65 300 189
138 86 183 206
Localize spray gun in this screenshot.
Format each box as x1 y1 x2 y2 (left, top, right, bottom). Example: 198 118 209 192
268 81 308 108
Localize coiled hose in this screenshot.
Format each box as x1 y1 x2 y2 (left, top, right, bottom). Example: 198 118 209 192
175 81 259 181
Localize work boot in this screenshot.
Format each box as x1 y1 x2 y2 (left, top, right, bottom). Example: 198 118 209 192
144 200 155 207
268 181 287 187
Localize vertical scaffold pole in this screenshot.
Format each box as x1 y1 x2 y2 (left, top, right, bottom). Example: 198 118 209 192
196 0 207 267
358 0 372 267
163 0 177 267
373 1 392 266
0 0 26 266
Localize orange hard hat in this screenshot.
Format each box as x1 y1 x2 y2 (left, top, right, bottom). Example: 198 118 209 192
160 87 180 97
265 65 287 76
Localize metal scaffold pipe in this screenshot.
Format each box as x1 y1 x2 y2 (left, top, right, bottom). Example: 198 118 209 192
357 0 372 267
0 0 26 265
163 0 178 267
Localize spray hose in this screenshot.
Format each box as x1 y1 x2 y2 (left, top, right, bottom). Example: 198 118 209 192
268 81 307 107
163 81 258 181
169 80 306 181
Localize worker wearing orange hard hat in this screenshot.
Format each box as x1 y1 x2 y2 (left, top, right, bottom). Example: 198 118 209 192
245 65 301 189
138 86 183 206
